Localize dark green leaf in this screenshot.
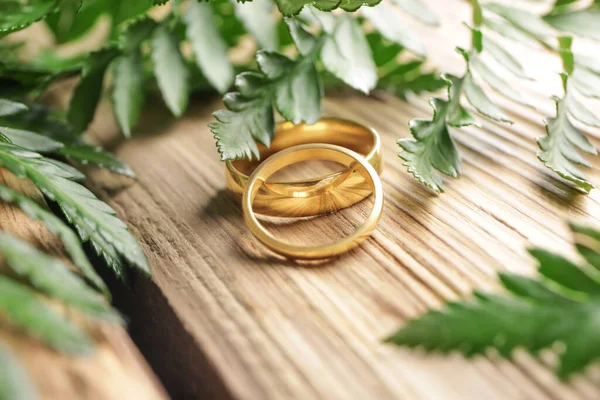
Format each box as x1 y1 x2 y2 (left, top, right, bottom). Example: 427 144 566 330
529 248 600 296
67 48 119 134
44 0 82 43
362 3 426 57
0 276 93 355
320 14 377 94
273 0 340 16
184 1 234 94
570 222 600 270
151 24 189 117
0 184 108 294
0 231 118 321
0 143 150 280
112 51 145 137
119 17 157 52
499 273 574 303
0 0 58 33
0 344 37 400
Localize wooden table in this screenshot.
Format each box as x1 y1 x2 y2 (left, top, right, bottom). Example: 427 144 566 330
4 0 600 398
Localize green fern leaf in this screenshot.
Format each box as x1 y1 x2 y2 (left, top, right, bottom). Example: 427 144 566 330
233 0 278 50
212 20 323 162
0 0 58 33
319 13 378 94
0 184 108 295
0 231 119 321
184 1 234 94
0 126 63 153
111 50 145 138
537 93 596 193
151 24 190 117
398 74 464 193
0 275 93 355
0 143 150 280
67 48 119 134
387 223 600 379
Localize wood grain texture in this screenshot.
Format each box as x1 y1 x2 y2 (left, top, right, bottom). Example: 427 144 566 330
5 0 600 398
0 171 168 400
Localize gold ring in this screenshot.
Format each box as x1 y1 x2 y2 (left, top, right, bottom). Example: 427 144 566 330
227 118 382 217
242 144 384 260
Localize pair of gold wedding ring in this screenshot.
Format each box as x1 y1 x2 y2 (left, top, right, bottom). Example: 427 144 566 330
226 119 384 260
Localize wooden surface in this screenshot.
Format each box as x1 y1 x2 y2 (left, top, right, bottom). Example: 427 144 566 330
6 0 600 399
0 172 168 400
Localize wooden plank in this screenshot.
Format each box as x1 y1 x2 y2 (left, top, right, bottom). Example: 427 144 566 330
0 171 168 400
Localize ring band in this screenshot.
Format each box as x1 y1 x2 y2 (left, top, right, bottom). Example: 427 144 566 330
227 118 382 217
242 144 384 260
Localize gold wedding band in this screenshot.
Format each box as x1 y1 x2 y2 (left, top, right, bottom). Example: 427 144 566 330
242 144 384 260
227 118 382 217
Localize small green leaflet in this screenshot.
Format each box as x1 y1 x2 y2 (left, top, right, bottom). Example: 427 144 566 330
212 49 322 160
463 73 511 123
537 83 597 192
68 48 119 134
481 36 529 79
387 222 600 379
0 184 108 295
212 21 323 161
398 74 466 193
0 99 27 118
0 0 58 33
0 143 150 280
361 2 427 57
471 57 532 106
0 231 119 321
0 275 93 355
112 50 145 138
484 3 555 41
151 24 189 117
0 344 37 400
273 0 380 17
545 9 600 41
319 14 378 94
391 0 439 26
233 0 278 50
0 126 63 153
59 144 135 178
184 1 234 94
